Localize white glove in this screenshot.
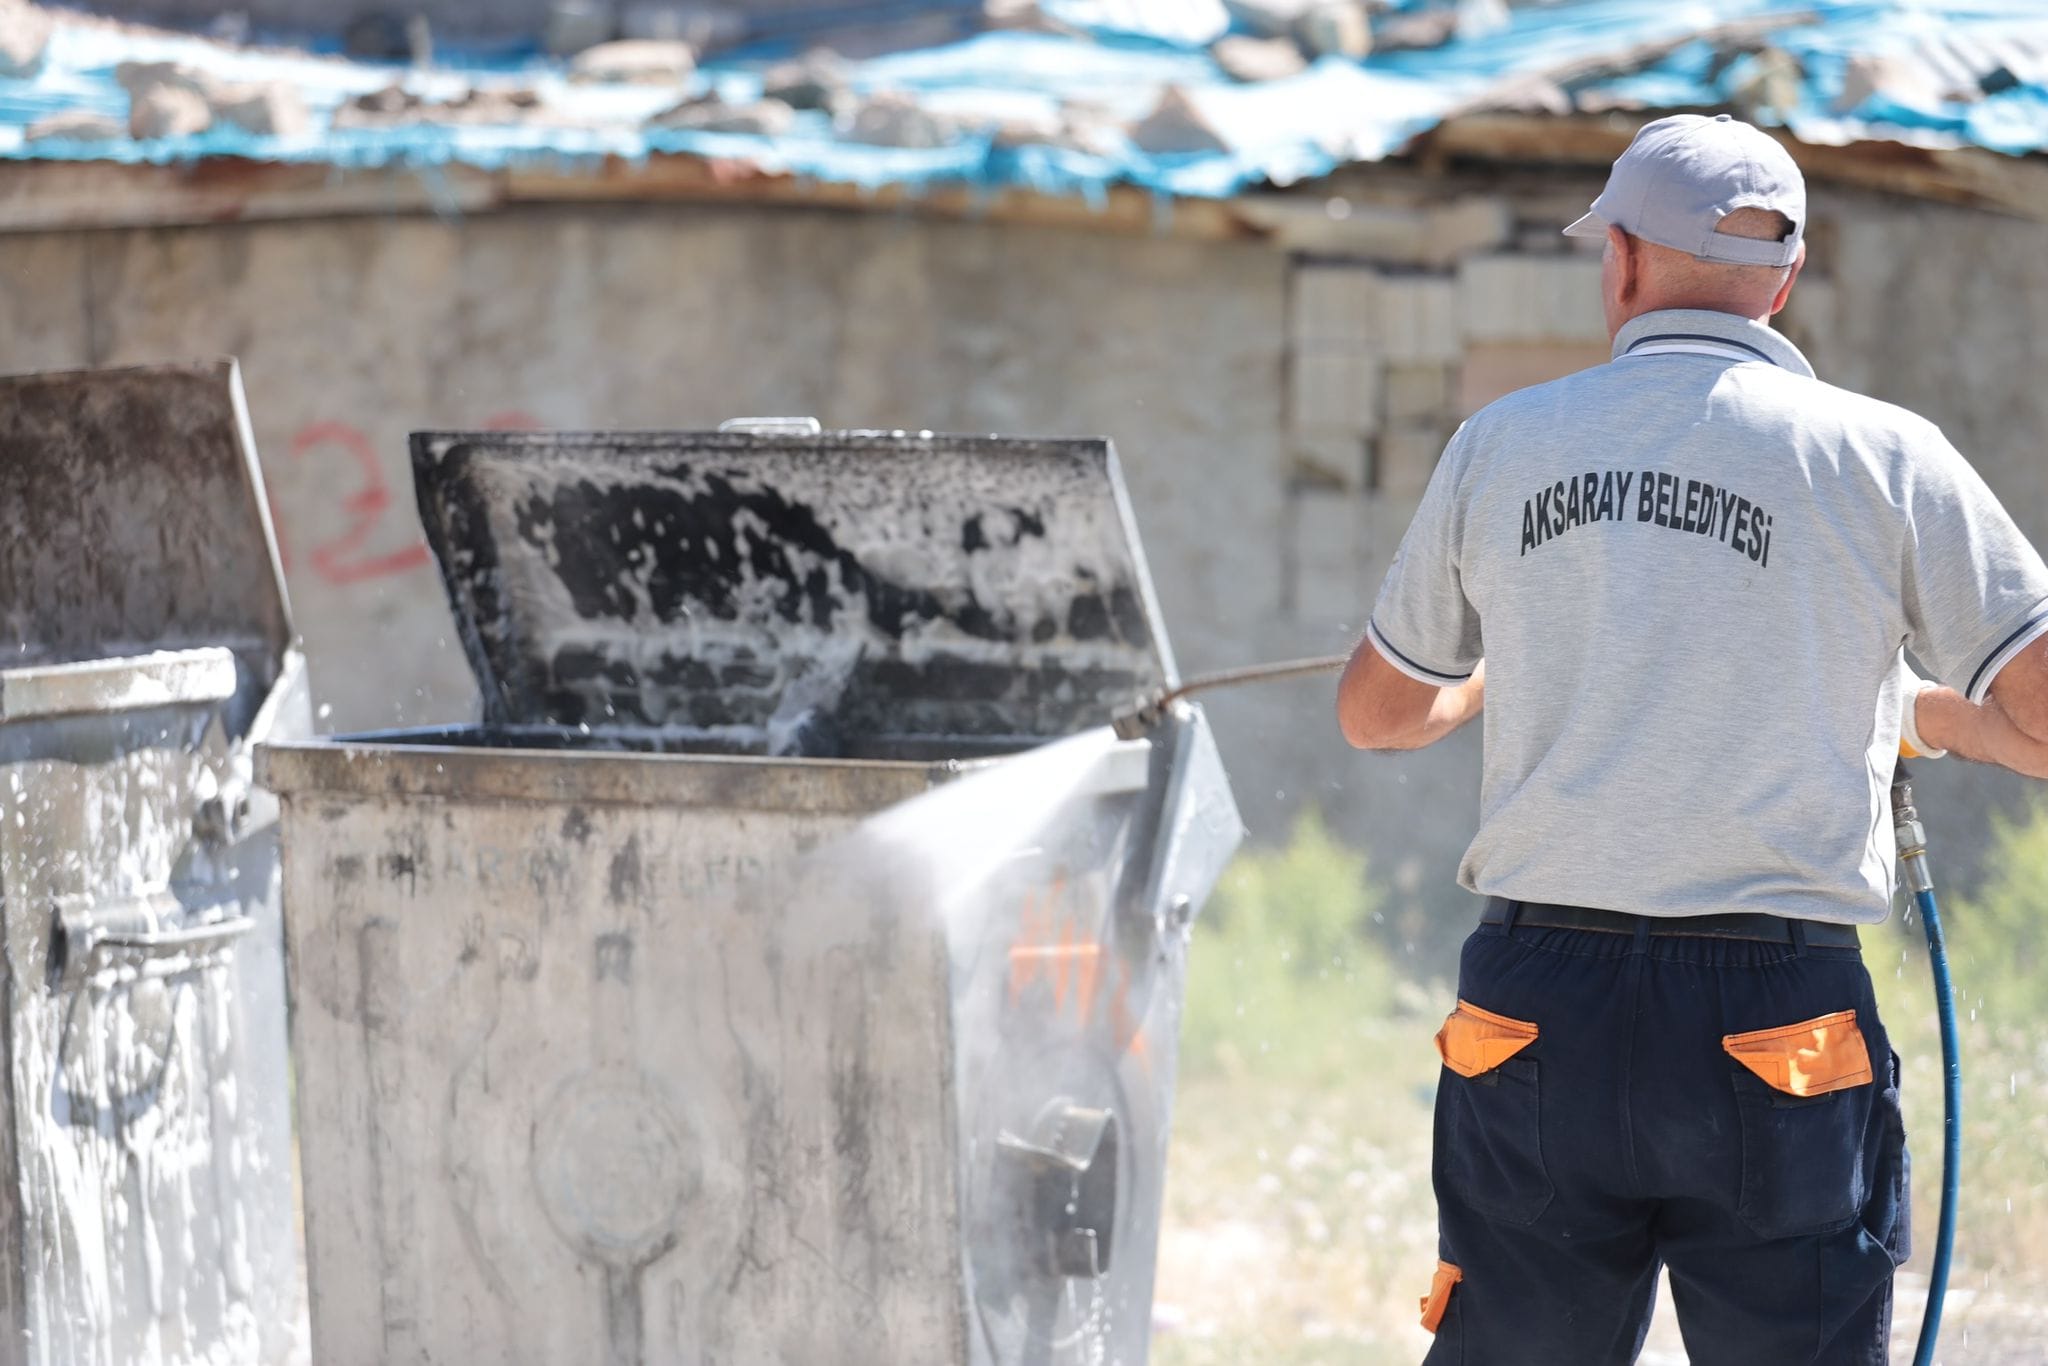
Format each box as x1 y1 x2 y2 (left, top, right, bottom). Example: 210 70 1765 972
1900 673 1947 759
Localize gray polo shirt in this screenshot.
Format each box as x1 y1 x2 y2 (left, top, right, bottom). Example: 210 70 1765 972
1368 308 2048 924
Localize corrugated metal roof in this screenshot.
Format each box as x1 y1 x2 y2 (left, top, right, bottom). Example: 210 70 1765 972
2 0 2046 200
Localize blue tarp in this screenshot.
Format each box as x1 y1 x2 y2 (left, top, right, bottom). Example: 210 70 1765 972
3 1 2045 198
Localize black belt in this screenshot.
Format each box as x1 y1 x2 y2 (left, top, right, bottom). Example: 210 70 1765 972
1482 898 1861 949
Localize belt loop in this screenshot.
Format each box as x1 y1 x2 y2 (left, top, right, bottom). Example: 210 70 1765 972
1501 900 1522 931
1789 918 1809 953
1631 916 1651 954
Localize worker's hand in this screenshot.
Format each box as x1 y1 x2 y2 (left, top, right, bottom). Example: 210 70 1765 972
1914 682 2048 780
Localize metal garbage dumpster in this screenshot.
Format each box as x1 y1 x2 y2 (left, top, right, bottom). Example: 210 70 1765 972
0 362 309 1365
259 425 1242 1366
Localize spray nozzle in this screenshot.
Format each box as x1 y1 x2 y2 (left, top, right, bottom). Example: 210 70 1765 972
1110 654 1350 738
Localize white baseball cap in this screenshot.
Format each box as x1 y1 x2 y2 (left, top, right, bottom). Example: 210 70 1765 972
1564 113 1805 267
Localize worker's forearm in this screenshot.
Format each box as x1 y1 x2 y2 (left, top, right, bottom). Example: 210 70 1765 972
1917 685 2048 780
1366 668 1486 751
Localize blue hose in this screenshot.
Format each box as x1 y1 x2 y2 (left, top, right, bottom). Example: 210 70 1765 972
1894 763 1959 1366
1910 882 1962 1366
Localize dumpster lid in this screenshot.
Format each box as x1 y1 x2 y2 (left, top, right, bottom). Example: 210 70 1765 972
412 428 1178 747
0 360 293 674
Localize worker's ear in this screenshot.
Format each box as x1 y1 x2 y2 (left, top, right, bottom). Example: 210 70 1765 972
1767 239 1807 318
1604 224 1639 310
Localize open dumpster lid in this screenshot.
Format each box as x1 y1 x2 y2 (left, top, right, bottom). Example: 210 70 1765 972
0 360 293 675
411 427 1178 751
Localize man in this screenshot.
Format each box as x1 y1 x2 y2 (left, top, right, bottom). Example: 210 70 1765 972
1336 113 2048 1365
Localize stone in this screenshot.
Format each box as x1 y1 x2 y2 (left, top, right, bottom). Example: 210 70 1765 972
840 92 956 148
1211 35 1307 84
212 82 313 138
1456 340 1610 415
569 38 696 83
333 84 544 129
1730 47 1805 123
1372 8 1456 52
131 84 213 140
0 0 54 80
23 110 124 143
115 60 216 102
761 49 850 113
1458 254 1606 342
1129 86 1227 155
1290 351 1380 434
647 92 795 136
1295 1 1371 60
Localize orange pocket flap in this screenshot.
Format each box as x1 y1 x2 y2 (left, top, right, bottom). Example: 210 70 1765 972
1436 999 1538 1079
1722 1008 1873 1098
1419 1260 1463 1334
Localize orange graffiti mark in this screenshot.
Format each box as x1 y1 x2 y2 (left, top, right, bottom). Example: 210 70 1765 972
1007 876 1151 1067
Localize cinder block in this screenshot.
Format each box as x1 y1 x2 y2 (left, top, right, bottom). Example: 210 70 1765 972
1383 363 1454 426
1290 487 1370 625
1289 350 1380 433
1374 274 1459 363
1458 254 1607 342
1372 424 1449 499
1290 264 1378 348
1457 340 1611 415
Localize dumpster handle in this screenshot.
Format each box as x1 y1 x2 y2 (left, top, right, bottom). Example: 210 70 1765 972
61 914 256 985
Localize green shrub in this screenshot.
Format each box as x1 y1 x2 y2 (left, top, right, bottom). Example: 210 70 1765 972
1179 808 1404 1082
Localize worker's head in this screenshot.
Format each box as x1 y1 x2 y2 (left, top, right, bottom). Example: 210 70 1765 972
1564 113 1808 339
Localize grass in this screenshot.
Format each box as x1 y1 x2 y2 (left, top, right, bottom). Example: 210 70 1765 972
1156 810 1446 1364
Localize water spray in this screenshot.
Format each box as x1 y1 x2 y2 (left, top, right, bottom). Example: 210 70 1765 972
1892 763 1961 1366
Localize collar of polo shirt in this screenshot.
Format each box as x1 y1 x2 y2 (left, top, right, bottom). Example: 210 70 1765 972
1611 308 1816 378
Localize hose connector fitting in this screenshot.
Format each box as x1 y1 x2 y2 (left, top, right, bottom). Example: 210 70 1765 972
1892 767 1936 896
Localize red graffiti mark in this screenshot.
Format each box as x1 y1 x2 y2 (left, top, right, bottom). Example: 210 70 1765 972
1007 876 1150 1067
287 421 432 586
481 410 542 431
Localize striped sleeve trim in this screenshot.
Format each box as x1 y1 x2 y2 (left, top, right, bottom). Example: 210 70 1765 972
1365 618 1475 687
1965 606 2048 702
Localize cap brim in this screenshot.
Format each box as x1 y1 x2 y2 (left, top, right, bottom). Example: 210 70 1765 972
1562 211 1608 239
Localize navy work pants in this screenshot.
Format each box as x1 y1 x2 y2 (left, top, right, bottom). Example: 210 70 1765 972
1421 909 1910 1365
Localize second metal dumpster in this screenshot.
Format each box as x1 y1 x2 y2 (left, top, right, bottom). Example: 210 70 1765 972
0 362 309 1366
260 425 1241 1366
